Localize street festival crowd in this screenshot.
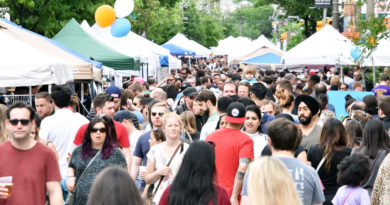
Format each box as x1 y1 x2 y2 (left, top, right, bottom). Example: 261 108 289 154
1 60 390 205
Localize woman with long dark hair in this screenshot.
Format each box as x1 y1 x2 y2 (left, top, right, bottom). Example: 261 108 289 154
308 118 351 205
158 141 230 205
353 118 390 194
66 116 127 205
243 105 268 158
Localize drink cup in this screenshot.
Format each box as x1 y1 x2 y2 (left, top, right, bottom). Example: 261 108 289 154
0 176 12 198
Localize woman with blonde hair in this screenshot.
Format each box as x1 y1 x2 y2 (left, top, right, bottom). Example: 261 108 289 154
248 157 301 205
179 111 200 142
330 75 341 90
0 104 9 143
144 112 189 204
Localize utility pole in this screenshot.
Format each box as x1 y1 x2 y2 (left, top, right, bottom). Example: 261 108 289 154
239 16 244 36
332 0 339 29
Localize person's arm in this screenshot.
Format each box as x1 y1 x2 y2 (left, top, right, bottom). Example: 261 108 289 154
156 78 168 88
121 147 132 173
230 158 249 205
46 181 63 205
130 156 142 180
66 167 76 193
144 158 171 184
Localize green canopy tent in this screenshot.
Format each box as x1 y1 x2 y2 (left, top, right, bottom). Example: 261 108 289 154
53 19 140 71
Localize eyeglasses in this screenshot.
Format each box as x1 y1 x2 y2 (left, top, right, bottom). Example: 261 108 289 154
167 79 174 82
9 119 30 126
151 112 164 117
91 127 107 133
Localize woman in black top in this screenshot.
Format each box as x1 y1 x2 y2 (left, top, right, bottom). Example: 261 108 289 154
308 118 351 205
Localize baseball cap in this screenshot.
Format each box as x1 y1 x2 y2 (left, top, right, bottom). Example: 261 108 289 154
106 85 122 98
183 87 198 97
114 110 140 130
225 102 246 124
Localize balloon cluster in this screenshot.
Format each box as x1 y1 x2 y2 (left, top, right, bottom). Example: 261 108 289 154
94 0 134 38
350 47 362 60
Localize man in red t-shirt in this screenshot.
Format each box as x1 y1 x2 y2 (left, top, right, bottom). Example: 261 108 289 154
206 102 254 205
73 93 131 170
0 102 62 205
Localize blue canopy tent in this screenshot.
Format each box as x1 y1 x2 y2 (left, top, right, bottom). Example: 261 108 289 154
162 43 196 56
241 52 282 65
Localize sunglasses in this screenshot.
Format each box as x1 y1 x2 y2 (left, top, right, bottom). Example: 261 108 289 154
9 119 30 126
133 102 138 106
91 127 107 133
151 112 164 117
167 79 174 82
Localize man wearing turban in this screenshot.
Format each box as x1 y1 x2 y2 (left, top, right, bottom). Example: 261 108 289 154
295 94 323 149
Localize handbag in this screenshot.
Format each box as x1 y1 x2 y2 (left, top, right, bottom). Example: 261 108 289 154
65 150 102 205
316 154 327 172
148 143 183 201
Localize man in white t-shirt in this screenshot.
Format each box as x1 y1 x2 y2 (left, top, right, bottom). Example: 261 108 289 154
39 85 89 200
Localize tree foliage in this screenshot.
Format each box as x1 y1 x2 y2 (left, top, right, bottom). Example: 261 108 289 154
223 5 273 39
254 0 323 37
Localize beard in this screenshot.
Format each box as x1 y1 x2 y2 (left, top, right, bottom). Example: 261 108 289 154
299 114 313 125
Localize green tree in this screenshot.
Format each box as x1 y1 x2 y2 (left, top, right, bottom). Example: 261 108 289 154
0 0 117 37
255 0 323 38
182 0 225 47
131 0 184 44
223 5 273 39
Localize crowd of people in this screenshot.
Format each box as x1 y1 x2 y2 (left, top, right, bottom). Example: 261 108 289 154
0 63 390 205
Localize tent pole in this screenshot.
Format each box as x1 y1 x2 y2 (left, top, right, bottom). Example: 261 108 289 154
29 86 32 106
81 83 84 105
372 56 376 87
340 66 344 84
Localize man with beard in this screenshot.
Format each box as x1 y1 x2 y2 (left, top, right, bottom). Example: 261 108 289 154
196 90 218 140
295 94 322 149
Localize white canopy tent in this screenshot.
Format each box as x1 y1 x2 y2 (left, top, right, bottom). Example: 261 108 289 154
0 28 73 87
212 36 253 56
282 25 356 65
166 33 211 57
362 38 390 66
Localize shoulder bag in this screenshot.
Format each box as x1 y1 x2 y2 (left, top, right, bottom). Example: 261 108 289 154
65 150 102 205
147 143 183 201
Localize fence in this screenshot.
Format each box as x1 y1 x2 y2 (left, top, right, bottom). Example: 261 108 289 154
2 94 35 106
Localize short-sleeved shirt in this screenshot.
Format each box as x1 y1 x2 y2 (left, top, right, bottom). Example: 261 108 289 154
301 124 322 150
0 141 61 205
242 156 325 205
372 85 390 96
73 121 130 148
206 128 254 196
133 130 152 166
146 142 189 203
332 186 370 205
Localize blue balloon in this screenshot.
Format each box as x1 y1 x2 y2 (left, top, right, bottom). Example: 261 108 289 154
350 47 362 60
111 18 131 38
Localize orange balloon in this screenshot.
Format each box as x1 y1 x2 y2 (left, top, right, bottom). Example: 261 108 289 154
95 5 116 28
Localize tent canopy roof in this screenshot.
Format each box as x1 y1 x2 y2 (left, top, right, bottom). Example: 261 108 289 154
162 43 196 56
53 18 139 71
282 25 355 65
241 52 282 65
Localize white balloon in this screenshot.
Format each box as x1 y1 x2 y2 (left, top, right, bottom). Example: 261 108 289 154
114 0 134 18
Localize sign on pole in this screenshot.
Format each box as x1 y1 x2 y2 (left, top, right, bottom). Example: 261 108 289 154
315 0 331 8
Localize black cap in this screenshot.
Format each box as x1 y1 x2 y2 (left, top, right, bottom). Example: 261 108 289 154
225 102 246 124
114 110 140 130
183 87 198 97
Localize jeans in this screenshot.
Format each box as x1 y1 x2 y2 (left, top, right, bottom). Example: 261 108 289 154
60 176 69 202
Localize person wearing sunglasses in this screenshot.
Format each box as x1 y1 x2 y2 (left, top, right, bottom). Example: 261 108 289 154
0 102 63 204
67 116 127 205
131 102 169 193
